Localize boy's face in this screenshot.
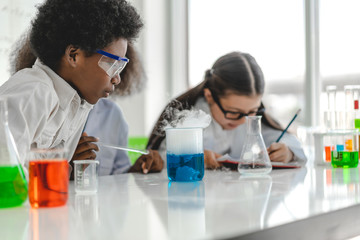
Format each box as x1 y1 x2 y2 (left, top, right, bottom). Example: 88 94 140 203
70 38 128 104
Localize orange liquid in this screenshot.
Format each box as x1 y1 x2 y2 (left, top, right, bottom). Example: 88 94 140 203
345 139 353 151
325 146 331 162
29 159 69 208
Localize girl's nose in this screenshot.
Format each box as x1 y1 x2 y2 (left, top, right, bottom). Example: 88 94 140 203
111 73 121 85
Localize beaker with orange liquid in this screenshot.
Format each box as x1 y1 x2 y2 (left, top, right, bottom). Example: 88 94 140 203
28 148 69 208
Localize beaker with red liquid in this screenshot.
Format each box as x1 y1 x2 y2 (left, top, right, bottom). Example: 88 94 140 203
28 149 69 208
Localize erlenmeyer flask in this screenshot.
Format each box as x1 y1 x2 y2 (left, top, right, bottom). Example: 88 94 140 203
0 98 28 208
238 116 272 175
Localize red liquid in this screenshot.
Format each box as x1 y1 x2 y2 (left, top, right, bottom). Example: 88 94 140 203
324 146 335 162
29 159 69 208
324 146 331 162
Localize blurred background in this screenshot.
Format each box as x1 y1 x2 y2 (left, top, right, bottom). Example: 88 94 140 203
1 0 360 139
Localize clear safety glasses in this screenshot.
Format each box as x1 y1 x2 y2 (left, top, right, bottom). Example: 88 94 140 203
96 49 129 78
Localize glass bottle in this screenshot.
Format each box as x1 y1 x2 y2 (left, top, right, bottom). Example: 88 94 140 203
0 98 28 208
238 116 272 175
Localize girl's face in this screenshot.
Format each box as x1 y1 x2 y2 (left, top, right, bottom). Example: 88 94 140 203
204 88 263 130
65 38 128 104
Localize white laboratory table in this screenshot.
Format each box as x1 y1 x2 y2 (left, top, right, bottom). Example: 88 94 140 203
1 165 360 240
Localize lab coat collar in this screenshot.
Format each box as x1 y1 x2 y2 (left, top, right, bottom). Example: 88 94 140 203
33 59 93 110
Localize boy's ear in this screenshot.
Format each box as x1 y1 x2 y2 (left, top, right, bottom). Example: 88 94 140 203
64 45 80 67
203 88 214 104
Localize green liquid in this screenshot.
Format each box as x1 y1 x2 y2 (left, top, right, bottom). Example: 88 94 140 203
354 119 360 129
331 151 359 168
0 166 28 208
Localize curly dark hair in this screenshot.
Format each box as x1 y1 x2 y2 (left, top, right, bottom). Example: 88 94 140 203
10 30 146 96
30 0 143 71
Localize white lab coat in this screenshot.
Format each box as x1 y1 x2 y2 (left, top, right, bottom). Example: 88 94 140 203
0 59 93 169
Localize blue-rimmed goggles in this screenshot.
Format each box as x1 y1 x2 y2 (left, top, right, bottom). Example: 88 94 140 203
96 49 129 78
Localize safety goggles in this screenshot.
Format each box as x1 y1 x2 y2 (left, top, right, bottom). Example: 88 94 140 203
210 89 265 120
96 49 129 78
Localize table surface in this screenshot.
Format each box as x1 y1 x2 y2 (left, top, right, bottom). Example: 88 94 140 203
2 165 360 240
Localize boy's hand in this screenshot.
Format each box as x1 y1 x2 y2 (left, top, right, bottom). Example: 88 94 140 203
69 132 99 179
71 132 99 161
267 142 294 163
129 150 164 174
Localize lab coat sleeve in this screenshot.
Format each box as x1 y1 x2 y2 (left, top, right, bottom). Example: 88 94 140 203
4 81 57 166
261 124 307 164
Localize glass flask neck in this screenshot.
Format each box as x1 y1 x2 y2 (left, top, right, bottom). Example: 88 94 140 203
246 116 262 135
0 98 21 166
0 98 8 126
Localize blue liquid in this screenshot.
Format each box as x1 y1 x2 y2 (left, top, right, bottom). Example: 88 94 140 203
167 153 204 181
336 145 344 151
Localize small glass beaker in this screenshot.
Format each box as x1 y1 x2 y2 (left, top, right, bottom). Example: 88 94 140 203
74 160 99 194
166 128 204 181
238 116 272 175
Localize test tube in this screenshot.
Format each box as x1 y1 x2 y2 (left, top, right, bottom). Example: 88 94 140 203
344 85 355 111
344 85 357 129
353 85 360 103
324 85 337 129
326 85 337 111
324 135 333 162
354 87 360 159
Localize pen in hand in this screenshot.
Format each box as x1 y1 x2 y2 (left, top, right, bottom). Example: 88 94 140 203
276 109 301 143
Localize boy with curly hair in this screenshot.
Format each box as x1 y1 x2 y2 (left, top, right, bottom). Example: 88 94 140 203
0 0 163 173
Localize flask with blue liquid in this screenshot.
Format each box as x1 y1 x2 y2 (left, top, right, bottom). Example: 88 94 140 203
166 127 204 181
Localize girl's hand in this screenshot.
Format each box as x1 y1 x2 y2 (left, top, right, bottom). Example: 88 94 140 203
129 149 164 174
204 150 222 169
267 142 294 163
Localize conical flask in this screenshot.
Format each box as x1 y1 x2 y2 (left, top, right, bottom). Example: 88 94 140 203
238 116 272 175
0 98 28 208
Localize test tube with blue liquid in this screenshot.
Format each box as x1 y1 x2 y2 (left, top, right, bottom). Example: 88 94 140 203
166 128 204 181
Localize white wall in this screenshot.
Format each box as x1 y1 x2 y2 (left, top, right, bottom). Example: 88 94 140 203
121 0 172 137
0 0 43 84
122 0 189 137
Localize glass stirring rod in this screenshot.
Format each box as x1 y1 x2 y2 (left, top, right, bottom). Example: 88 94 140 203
97 142 149 155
